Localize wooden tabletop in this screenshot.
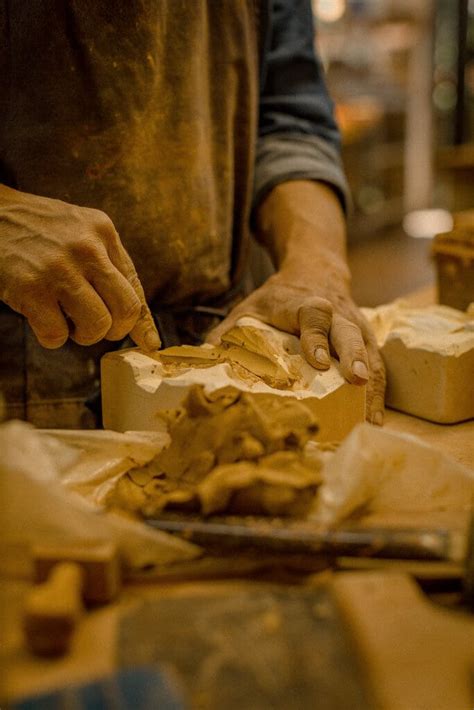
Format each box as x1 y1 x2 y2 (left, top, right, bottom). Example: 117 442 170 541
3 285 474 708
384 408 474 470
4 400 474 707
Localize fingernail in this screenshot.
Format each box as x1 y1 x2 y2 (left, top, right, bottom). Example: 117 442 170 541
373 411 384 426
315 347 330 366
144 329 161 351
352 360 369 380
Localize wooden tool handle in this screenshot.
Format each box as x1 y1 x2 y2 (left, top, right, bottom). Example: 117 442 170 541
23 562 84 656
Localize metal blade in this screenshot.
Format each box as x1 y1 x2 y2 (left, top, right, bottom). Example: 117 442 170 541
147 516 465 562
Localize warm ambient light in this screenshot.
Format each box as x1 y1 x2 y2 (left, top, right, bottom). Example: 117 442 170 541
313 0 346 23
403 209 453 239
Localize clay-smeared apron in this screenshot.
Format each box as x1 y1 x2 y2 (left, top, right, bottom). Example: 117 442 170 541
0 1 259 427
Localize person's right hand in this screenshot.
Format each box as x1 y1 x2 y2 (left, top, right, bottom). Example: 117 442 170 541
0 185 161 350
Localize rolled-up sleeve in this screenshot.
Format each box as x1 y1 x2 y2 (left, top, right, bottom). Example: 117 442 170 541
254 0 350 212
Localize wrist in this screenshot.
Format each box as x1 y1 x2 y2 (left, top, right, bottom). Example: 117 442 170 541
275 252 352 297
256 180 351 288
255 179 348 268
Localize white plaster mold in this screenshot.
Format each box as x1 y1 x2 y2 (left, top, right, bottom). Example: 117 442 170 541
101 317 365 442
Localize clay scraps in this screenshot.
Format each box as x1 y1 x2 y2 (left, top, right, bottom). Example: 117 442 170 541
106 384 326 518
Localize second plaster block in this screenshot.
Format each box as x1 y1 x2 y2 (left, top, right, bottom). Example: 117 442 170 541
363 302 474 424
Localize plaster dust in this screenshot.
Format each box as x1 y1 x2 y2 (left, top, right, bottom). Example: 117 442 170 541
106 384 326 519
362 302 474 423
101 317 365 442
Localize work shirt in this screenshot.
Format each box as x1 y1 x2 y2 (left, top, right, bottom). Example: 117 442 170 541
0 0 348 427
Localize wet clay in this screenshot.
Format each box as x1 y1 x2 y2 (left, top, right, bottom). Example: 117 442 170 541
107 384 325 518
158 318 303 389
103 319 361 516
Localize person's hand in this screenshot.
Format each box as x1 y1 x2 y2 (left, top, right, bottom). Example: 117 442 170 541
208 269 385 425
209 180 386 424
0 185 160 350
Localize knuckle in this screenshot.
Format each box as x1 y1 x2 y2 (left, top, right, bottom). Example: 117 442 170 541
91 211 119 245
340 319 362 337
372 369 387 394
299 299 333 334
89 312 113 337
368 349 386 379
108 301 141 338
119 297 142 323
95 310 113 329
368 368 386 398
332 317 364 347
126 270 141 291
58 278 88 301
88 207 114 230
42 258 79 289
300 297 333 318
305 296 333 315
69 235 102 262
74 311 112 345
124 268 147 298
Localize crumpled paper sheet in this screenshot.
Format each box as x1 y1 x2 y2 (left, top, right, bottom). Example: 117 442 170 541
311 423 474 527
0 420 201 579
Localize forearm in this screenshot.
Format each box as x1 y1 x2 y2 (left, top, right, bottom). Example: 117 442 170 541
254 180 351 286
211 181 385 423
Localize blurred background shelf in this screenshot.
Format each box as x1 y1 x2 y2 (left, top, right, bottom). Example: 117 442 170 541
311 0 474 304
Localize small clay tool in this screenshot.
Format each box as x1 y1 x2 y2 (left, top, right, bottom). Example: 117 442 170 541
23 541 121 656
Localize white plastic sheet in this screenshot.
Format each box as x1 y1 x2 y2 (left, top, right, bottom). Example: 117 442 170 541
0 421 200 578
311 423 474 527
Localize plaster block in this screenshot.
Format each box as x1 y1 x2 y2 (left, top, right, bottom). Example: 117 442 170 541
363 302 474 424
101 318 365 442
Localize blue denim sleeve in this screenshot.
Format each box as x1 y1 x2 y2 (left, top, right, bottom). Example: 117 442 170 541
254 0 350 212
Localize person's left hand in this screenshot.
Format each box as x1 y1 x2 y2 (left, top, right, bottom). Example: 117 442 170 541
207 268 385 426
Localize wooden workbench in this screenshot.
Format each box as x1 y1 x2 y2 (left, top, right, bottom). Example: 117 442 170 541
3 403 473 710
3 279 474 708
384 408 474 469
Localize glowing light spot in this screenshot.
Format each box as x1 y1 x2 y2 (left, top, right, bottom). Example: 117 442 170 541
313 0 346 23
403 209 453 239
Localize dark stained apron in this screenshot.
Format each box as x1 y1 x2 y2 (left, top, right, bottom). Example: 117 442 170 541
0 1 259 427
